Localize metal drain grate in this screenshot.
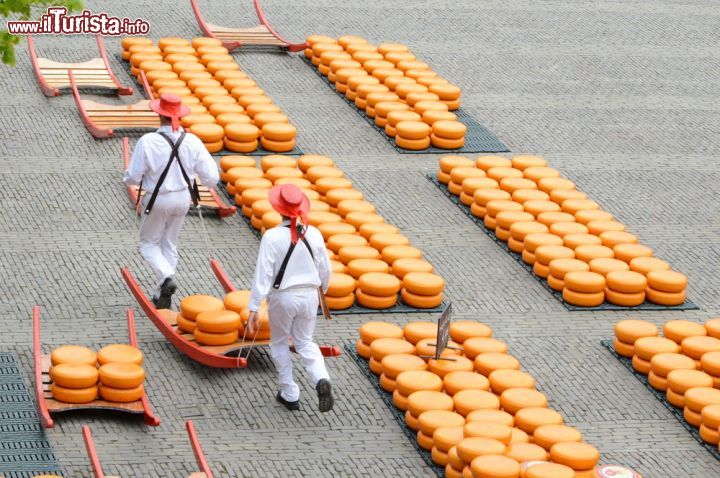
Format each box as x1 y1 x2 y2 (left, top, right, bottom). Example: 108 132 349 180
0 352 62 478
301 56 509 154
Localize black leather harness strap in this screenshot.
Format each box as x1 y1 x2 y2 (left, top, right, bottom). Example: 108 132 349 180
272 224 315 289
144 132 199 215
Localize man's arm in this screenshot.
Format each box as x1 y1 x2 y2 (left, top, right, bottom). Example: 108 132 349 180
248 234 276 312
192 136 220 190
122 137 146 186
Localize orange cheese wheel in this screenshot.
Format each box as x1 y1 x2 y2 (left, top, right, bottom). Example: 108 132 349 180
382 354 428 380
465 409 514 427
549 222 589 238
454 390 501 417
464 420 512 444
443 371 490 396
585 220 625 236
504 443 548 464
324 187 362 207
667 369 714 394
429 356 474 379
403 322 438 345
682 336 720 359
510 222 549 242
470 454 520 478
357 272 401 297
474 156 511 171
550 442 600 471
176 314 197 334
431 133 464 149
433 121 467 140
613 243 653 263
514 407 563 434
456 437 505 464
648 371 668 390
402 272 445 296
614 320 658 344
496 211 535 231
381 245 423 265
261 122 297 142
216 113 252 128
180 112 216 127
388 259 432 280
346 258 390 279
628 257 670 276
423 110 458 125
634 336 680 360
223 138 258 153
51 346 97 366
407 390 454 418
326 293 354 310
500 388 548 415
605 270 647 294
546 274 565 292
488 369 535 395
651 352 696 377
338 246 381 264
701 351 720 376
522 200 561 217
355 289 397 309
401 288 443 309
196 310 241 333
699 424 720 445
99 384 144 403
536 212 576 228
355 339 371 359
574 244 614 263
646 287 686 306
325 273 355 297
512 189 549 205
396 370 443 397
522 166 560 182
440 155 474 173
563 271 605 293
548 258 589 280
647 270 687 293
98 363 144 389
358 321 403 344
51 384 97 404
606 287 645 308
463 338 508 359
434 426 465 455
474 353 520 377
223 289 251 313
588 257 630 276
632 355 650 375
510 155 546 171
370 338 415 363
50 364 99 389
474 189 511 207
533 245 574 266
706 319 720 340
395 121 431 140
684 406 703 426
532 425 582 451
194 328 240 346
260 137 296 152
663 320 706 343
701 404 720 430
419 410 466 437
574 209 613 226
219 153 255 172
369 233 410 251
449 321 492 344
326 233 367 253
96 344 143 367
613 338 635 357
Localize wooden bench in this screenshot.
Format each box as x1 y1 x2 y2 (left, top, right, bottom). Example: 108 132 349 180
190 0 307 52
28 35 132 97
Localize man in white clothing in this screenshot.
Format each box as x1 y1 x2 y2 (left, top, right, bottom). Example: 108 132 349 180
123 94 219 309
247 183 334 412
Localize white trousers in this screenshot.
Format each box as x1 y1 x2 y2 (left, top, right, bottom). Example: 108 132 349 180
268 287 330 402
139 190 190 290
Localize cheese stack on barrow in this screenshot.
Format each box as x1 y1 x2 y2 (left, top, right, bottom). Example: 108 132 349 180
214 154 446 310
124 36 297 153
614 318 720 446
437 154 689 308
304 35 466 150
355 320 643 478
49 344 146 404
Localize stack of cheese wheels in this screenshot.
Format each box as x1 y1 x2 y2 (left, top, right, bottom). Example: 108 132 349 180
381 353 428 394
613 319 658 358
370 338 415 391
356 272 400 309
406 390 454 435
178 295 225 334
394 370 443 413
666 368 713 408
98 359 145 403
431 120 466 149
645 270 688 306
437 155 473 185
684 387 720 433
193 309 241 346
189 123 225 153
632 336 679 375
549 442 600 476
223 288 271 339
604 270 647 307
225 122 260 152
395 120 431 150
546 258 589 292
121 37 154 61
325 272 356 310
219 155 256 185
261 122 297 152
356 321 404 360
49 346 99 404
700 404 720 445
417 409 465 455
562 271 606 307
701 350 720 390
401 272 444 309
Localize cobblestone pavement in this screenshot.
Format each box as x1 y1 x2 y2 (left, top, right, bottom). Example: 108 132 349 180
1 0 719 476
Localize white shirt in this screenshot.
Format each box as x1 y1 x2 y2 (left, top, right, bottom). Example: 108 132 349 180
249 220 331 312
123 126 219 194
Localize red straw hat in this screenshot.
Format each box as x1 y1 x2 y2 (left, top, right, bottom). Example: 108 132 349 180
269 184 310 243
150 93 190 131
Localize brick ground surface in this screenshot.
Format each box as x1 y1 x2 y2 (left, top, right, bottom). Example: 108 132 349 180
1 0 719 476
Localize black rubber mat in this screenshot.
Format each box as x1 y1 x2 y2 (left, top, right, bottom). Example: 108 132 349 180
345 342 445 477
300 56 509 154
224 189 448 315
601 340 720 460
0 353 62 478
427 174 698 311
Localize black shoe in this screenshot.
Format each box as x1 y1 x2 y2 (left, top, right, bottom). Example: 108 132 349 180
316 379 334 413
276 392 300 411
153 277 177 309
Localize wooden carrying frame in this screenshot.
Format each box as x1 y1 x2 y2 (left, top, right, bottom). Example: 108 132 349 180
82 420 214 478
32 306 160 429
70 70 159 138
28 35 133 97
121 137 236 218
190 0 307 52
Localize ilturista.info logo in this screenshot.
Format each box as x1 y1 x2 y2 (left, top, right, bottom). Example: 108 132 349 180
7 7 150 35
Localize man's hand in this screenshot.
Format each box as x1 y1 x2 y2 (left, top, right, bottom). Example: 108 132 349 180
246 311 259 336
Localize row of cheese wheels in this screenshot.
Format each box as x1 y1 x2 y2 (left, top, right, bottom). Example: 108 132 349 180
216 154 445 309
121 36 297 153
49 344 145 404
613 319 720 448
177 292 271 344
305 35 466 150
438 154 688 307
356 321 641 478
